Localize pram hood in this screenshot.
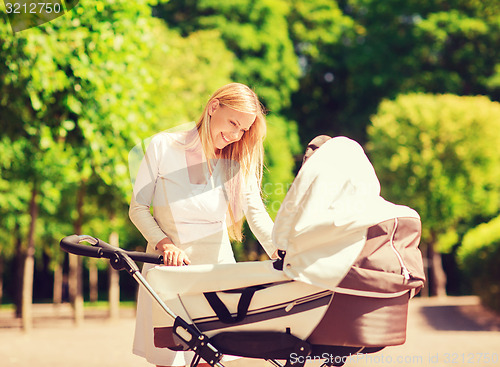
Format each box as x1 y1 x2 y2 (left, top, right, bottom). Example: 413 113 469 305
272 136 419 291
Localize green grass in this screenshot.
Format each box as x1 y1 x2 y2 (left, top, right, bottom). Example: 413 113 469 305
84 300 136 309
0 303 15 311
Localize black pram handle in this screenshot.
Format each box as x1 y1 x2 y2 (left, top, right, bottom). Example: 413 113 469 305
60 234 163 265
60 235 226 367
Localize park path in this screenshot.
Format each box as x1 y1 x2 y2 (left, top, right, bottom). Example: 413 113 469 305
1 296 499 367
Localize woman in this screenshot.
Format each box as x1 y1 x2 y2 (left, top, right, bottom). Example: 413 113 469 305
129 83 276 367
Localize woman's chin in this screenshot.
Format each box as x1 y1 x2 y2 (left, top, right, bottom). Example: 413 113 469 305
216 138 232 150
214 141 226 151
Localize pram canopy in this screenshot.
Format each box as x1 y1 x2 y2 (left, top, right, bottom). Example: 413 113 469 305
272 136 420 291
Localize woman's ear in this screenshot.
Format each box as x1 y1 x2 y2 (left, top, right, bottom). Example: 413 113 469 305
209 99 220 116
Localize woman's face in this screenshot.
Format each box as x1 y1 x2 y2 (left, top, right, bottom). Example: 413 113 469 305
208 99 256 151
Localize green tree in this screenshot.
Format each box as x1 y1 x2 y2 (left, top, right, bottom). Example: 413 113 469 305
1 0 163 328
286 0 358 142
367 93 500 296
0 137 34 309
409 0 500 98
146 22 235 126
153 0 300 113
287 0 500 145
263 114 301 219
458 215 500 311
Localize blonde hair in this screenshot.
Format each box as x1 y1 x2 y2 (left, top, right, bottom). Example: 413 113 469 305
194 83 267 241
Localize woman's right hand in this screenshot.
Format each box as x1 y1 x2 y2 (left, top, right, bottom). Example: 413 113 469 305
155 237 191 266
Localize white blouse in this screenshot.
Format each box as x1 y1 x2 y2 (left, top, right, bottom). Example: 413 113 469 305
129 130 275 260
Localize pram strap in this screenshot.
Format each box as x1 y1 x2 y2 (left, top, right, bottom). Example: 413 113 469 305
204 284 268 324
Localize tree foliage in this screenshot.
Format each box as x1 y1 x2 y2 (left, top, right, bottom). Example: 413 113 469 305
458 215 500 311
287 0 500 144
146 23 235 127
367 93 500 296
154 0 300 113
0 0 164 315
367 93 500 247
263 114 301 219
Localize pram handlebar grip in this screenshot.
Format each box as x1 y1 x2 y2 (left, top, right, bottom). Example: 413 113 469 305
60 235 104 258
59 235 164 265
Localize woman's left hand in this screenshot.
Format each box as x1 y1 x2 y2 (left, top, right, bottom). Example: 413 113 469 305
162 244 191 266
156 237 191 266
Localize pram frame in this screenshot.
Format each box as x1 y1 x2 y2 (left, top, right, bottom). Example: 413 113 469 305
60 234 397 367
60 235 323 367
61 235 234 367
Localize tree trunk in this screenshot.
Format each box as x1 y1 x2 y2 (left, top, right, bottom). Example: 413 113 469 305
0 256 3 305
14 224 24 318
21 185 38 332
108 228 120 320
246 239 259 261
89 258 98 303
68 253 83 325
53 263 63 304
427 242 447 297
69 183 85 326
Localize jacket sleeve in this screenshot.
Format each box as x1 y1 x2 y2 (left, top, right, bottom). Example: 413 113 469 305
129 134 169 248
242 176 275 258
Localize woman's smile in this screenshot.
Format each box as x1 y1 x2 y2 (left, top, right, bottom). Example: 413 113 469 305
221 132 232 143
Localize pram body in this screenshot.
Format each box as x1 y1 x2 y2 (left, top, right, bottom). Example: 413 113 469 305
147 217 423 365
60 137 425 367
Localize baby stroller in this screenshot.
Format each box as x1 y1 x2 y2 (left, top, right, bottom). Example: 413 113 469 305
60 137 425 367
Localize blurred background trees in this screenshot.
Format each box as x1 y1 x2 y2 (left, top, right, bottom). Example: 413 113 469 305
367 94 500 298
1 0 499 329
287 0 500 144
1 0 168 328
459 215 500 312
